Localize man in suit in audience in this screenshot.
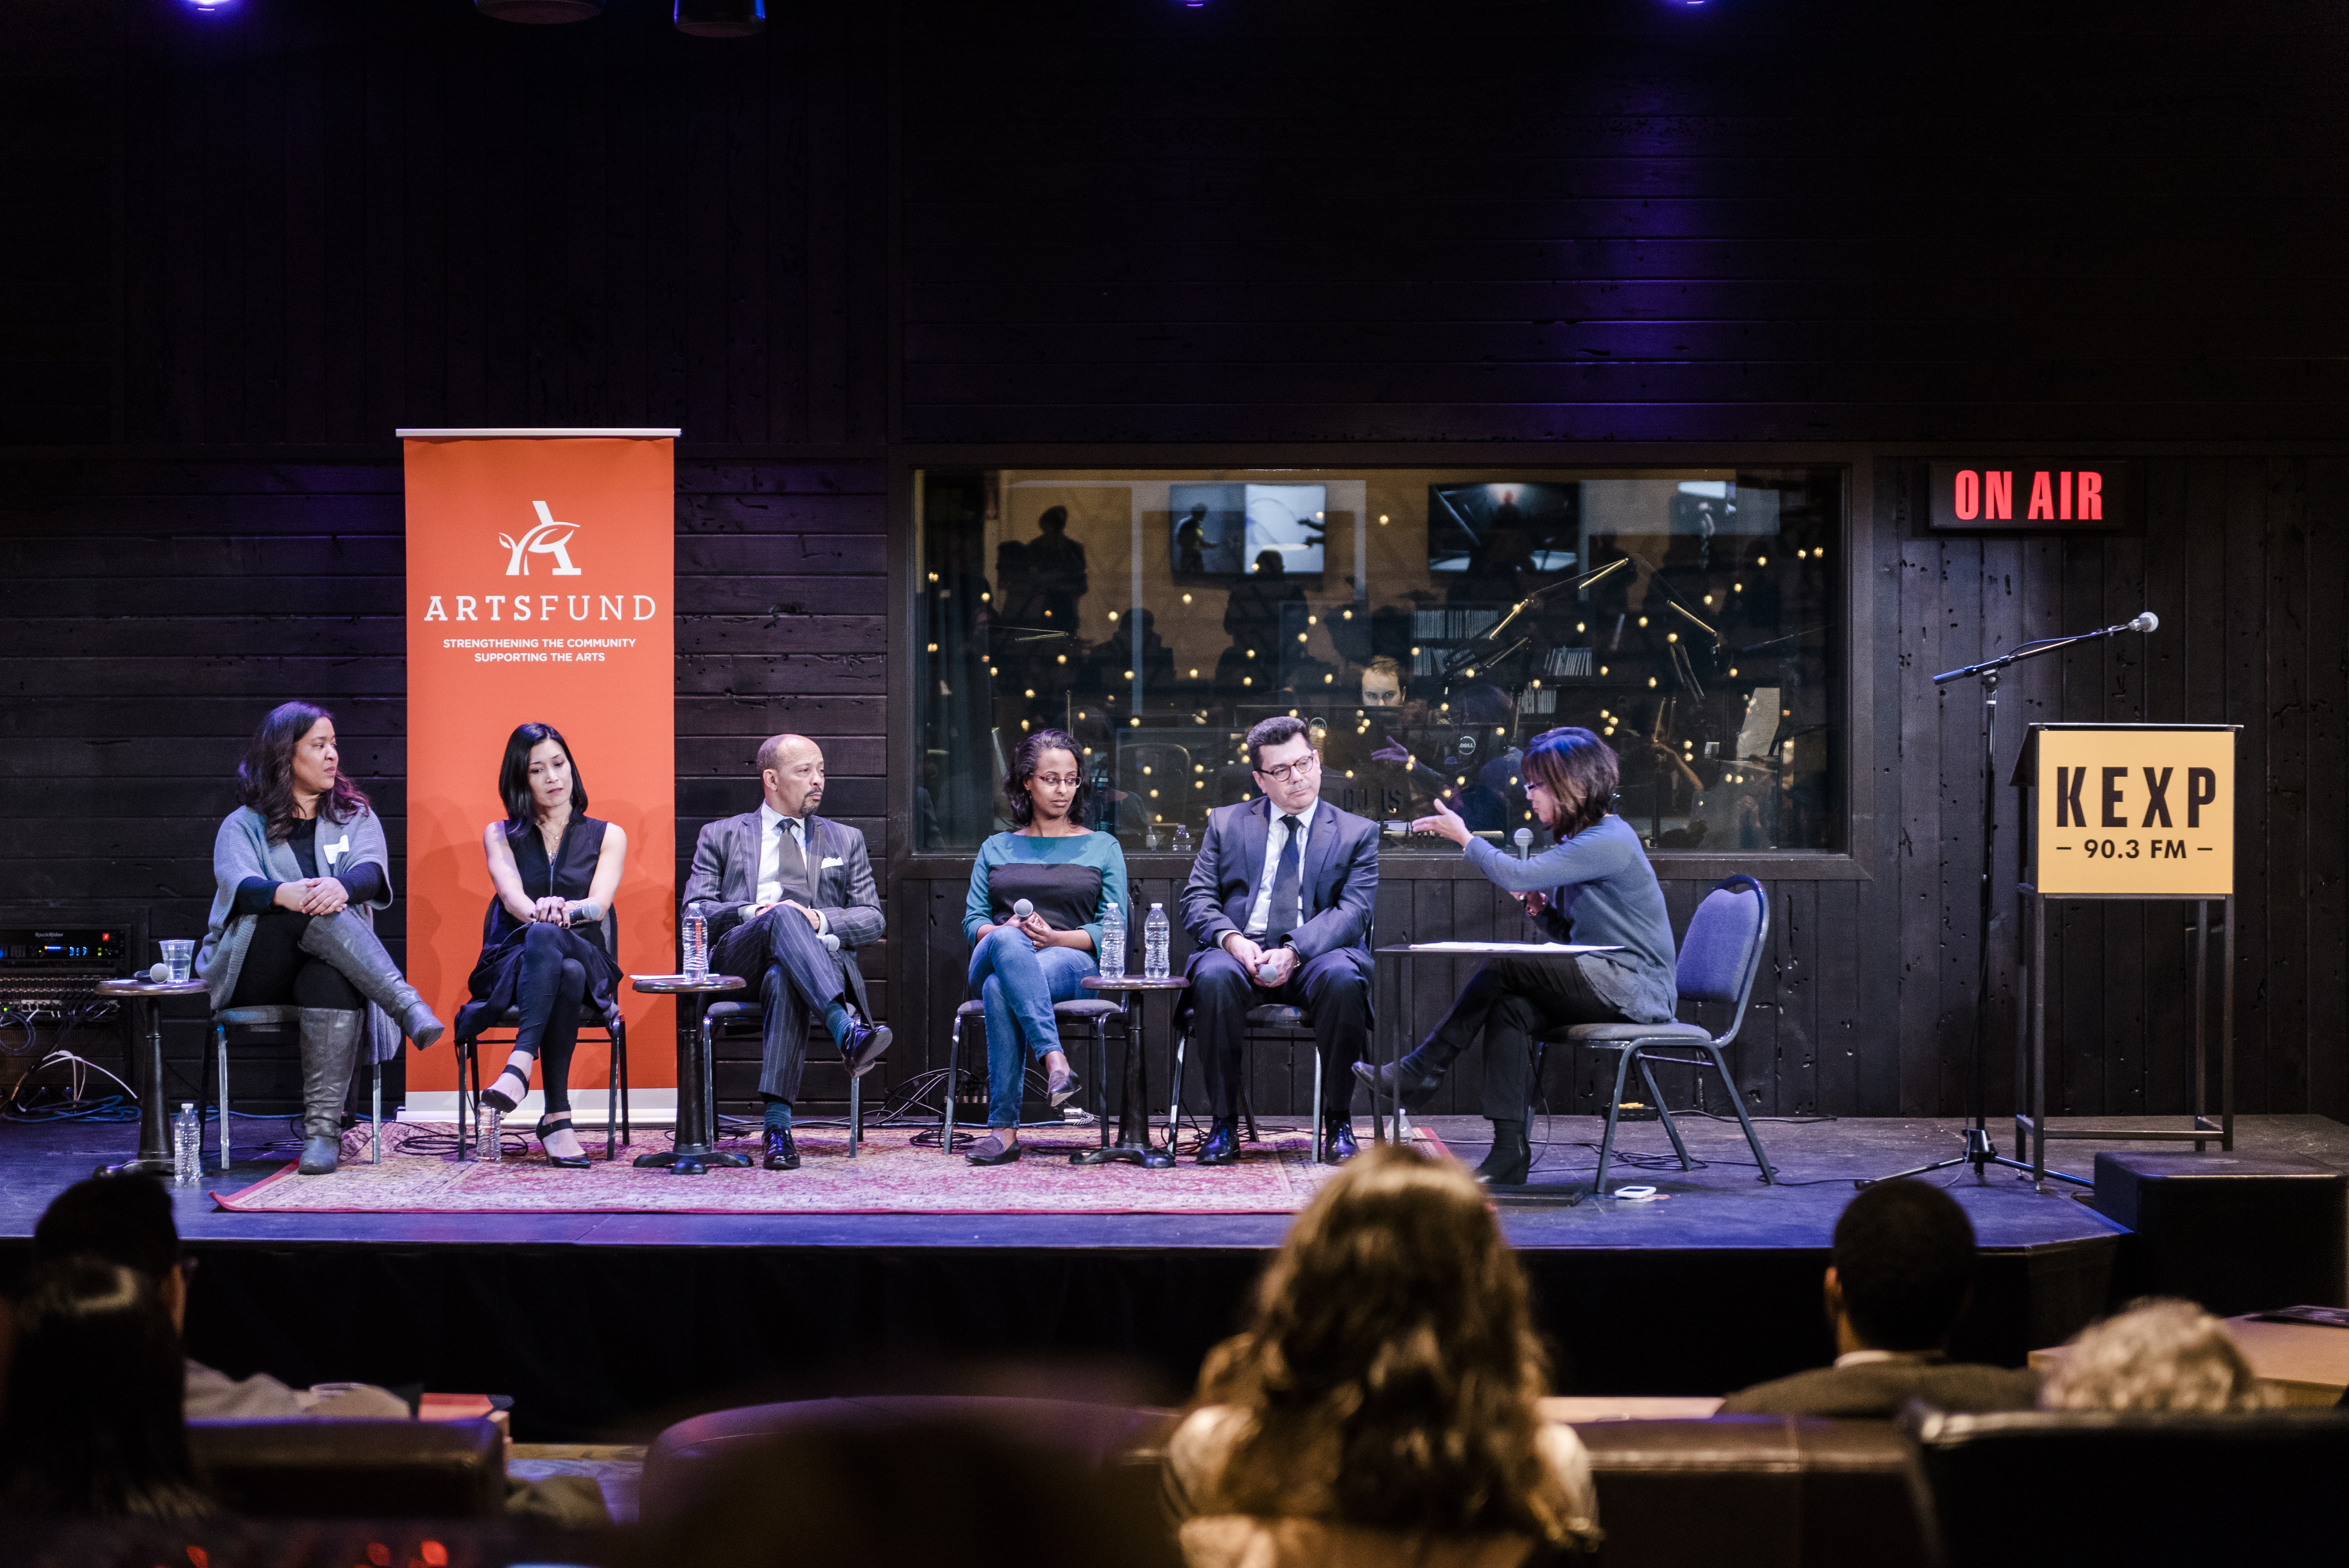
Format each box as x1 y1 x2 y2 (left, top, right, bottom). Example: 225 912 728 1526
683 733 889 1171
1180 715 1379 1166
1720 1179 2040 1417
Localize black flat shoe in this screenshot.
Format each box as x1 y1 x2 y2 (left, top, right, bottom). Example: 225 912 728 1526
1196 1118 1241 1166
1351 1058 1441 1114
1322 1119 1359 1164
1047 1066 1083 1108
841 1020 893 1080
965 1133 1022 1166
535 1115 592 1169
764 1126 800 1171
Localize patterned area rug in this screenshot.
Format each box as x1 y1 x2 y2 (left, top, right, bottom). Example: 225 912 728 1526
213 1122 1445 1216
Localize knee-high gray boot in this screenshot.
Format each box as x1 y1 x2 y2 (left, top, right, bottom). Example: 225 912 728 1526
298 1007 363 1174
298 911 445 1048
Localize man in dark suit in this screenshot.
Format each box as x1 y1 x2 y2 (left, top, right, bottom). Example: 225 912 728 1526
682 734 889 1171
1721 1179 2040 1418
1179 715 1379 1165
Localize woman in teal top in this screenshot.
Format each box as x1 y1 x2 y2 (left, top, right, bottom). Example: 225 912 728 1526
960 727 1131 1166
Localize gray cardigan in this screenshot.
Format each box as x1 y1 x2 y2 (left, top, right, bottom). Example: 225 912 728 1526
195 805 402 1065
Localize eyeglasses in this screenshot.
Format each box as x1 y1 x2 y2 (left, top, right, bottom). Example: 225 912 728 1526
1031 774 1084 789
1253 755 1321 784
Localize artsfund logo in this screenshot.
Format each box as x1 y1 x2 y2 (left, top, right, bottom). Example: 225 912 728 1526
501 502 583 576
419 499 659 624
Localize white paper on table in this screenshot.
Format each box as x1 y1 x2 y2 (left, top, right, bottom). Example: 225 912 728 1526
1404 941 1624 954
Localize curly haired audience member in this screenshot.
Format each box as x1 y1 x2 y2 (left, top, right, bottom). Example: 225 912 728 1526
1167 1145 1600 1566
2039 1298 2278 1412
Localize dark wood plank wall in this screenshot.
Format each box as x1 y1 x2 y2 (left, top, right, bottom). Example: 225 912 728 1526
3 0 2345 1119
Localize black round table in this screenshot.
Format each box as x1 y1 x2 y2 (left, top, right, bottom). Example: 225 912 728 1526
1072 974 1187 1169
628 972 747 1175
94 975 210 1180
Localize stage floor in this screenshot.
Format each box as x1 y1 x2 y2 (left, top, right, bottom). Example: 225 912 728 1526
4 1112 2342 1440
14 1109 2325 1249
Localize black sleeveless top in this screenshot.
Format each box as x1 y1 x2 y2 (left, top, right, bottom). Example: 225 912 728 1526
465 816 621 1009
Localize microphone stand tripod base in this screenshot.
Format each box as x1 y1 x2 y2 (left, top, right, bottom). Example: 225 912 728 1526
1856 1123 2050 1191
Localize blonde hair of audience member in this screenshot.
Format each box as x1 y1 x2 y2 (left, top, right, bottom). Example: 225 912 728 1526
2039 1298 2279 1413
1183 1144 1596 1554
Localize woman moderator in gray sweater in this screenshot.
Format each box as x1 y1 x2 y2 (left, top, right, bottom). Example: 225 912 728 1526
1354 726 1675 1187
196 702 444 1175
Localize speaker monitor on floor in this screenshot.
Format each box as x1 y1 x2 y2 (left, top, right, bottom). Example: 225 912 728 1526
2094 1151 2348 1317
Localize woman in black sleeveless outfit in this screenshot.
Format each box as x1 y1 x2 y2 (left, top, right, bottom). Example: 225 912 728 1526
455 723 627 1166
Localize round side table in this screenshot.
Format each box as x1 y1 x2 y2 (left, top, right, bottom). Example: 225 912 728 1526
628 973 747 1175
1073 974 1189 1169
94 976 211 1179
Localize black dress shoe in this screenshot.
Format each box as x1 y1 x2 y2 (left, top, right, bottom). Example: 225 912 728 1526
841 1020 893 1080
763 1126 800 1171
1321 1118 1358 1164
1196 1117 1241 1166
1351 1058 1442 1114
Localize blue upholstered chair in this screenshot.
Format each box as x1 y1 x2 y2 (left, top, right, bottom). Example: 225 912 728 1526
1531 874 1778 1197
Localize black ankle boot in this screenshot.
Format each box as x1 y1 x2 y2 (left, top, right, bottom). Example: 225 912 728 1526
1474 1119 1531 1186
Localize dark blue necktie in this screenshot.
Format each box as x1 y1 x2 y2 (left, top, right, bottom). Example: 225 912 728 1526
1267 814 1304 941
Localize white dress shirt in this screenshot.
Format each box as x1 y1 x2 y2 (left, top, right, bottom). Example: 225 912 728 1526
1243 796 1317 938
749 802 827 934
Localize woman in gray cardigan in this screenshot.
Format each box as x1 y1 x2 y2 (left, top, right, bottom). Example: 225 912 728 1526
196 702 443 1174
1356 726 1677 1186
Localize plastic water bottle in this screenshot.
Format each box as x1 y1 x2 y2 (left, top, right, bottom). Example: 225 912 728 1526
172 1103 200 1188
1143 903 1171 980
478 1102 503 1164
1171 822 1193 856
683 909 709 977
1099 901 1126 979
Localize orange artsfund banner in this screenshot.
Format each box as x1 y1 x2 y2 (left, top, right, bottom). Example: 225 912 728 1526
401 430 680 1099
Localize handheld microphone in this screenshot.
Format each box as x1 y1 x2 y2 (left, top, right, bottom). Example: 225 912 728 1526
1513 828 1533 859
1012 899 1034 920
2128 611 2158 634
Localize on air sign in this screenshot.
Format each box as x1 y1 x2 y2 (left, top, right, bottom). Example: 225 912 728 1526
1926 461 2131 531
2027 725 2235 897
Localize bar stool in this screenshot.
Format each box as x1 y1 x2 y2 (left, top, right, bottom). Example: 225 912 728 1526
208 1007 383 1170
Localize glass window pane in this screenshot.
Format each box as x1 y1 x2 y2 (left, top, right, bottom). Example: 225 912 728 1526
914 467 1843 855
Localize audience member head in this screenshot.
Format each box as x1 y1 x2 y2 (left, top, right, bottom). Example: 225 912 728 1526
33 1175 187 1333
1519 726 1616 838
1358 657 1404 709
2039 1298 2278 1412
0 1259 206 1520
1193 1145 1584 1548
1003 727 1089 829
497 720 588 830
756 733 826 818
1827 1179 1977 1354
236 700 370 840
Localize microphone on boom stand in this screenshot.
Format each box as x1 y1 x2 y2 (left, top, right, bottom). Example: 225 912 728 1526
1862 609 2160 1189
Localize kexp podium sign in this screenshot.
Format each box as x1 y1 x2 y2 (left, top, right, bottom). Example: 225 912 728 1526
2029 725 2234 897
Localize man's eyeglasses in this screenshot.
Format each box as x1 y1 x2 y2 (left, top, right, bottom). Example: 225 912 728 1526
1253 755 1321 784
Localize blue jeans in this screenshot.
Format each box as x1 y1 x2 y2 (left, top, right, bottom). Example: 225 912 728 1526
967 926 1098 1128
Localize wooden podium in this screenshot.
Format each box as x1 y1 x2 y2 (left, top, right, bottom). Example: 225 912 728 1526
2010 723 2240 1185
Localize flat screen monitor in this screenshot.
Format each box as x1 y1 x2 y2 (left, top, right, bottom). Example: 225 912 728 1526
1171 482 1327 576
1428 481 1576 574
